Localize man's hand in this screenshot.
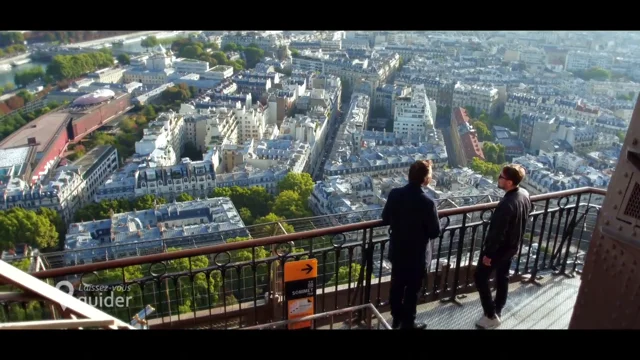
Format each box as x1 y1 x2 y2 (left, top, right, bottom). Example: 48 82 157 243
482 256 492 266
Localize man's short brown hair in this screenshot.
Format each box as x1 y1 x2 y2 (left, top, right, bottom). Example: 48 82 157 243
408 160 433 185
502 164 526 186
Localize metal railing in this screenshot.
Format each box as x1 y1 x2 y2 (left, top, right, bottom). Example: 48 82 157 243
0 259 135 330
19 194 498 270
0 187 606 329
0 318 125 330
241 303 391 330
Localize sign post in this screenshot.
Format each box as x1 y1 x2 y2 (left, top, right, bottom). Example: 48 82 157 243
284 258 317 330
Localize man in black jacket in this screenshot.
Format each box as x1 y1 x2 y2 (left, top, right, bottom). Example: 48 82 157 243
475 164 532 329
381 160 441 330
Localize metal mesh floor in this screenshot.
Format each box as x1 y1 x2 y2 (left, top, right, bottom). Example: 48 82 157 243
318 271 581 330
381 272 582 330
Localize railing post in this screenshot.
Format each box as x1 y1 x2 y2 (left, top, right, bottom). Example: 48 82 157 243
362 228 375 317
550 194 582 277
351 226 374 325
572 192 593 275
441 214 466 306
557 193 582 277
523 198 551 286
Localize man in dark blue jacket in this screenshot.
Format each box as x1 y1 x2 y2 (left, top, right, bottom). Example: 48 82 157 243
381 160 441 330
475 164 532 329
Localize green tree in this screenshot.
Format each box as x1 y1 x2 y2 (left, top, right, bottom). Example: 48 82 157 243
470 157 502 180
36 207 66 248
253 213 295 236
141 36 159 49
326 263 373 286
16 90 34 104
278 172 314 199
0 32 24 47
9 258 31 272
180 45 203 59
0 113 27 142
238 207 254 225
74 194 165 223
243 45 265 69
141 105 156 119
223 43 239 52
271 190 311 220
226 236 270 302
473 120 492 141
211 51 228 65
94 265 145 320
0 207 59 251
210 186 273 219
176 193 194 202
116 53 130 65
46 52 115 81
161 83 192 103
482 142 506 165
132 194 166 210
164 248 222 314
14 66 45 87
574 67 611 81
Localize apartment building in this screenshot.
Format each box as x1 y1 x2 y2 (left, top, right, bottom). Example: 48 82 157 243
88 68 126 84
64 197 247 265
134 111 186 166
452 83 500 117
565 51 614 71
518 113 559 153
0 145 118 223
393 84 434 136
504 93 542 119
221 32 284 51
173 58 210 74
450 107 484 167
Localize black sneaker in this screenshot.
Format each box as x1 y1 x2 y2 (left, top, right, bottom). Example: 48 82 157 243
401 322 427 330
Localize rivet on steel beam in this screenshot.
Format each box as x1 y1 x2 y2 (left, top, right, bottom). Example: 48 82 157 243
633 138 638 146
624 172 629 178
613 204 618 209
605 220 610 225
618 190 623 195
619 225 624 231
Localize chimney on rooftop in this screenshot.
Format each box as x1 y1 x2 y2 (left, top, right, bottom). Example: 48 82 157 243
27 137 37 145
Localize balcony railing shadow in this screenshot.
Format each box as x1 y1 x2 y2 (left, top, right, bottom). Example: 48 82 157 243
0 187 606 329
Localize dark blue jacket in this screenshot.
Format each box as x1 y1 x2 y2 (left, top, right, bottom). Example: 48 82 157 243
381 183 441 266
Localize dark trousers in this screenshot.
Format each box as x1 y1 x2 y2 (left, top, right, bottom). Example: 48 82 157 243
474 253 513 318
389 262 424 327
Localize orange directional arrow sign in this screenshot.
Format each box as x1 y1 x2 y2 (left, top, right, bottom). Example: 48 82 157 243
284 259 318 329
284 259 317 282
302 263 313 275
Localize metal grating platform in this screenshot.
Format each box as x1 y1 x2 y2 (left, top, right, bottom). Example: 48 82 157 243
319 272 581 330
380 272 582 330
